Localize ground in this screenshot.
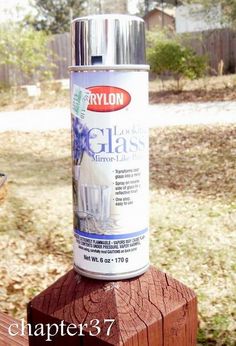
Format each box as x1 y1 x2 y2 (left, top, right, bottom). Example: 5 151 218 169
1 74 236 111
149 74 236 104
0 124 235 345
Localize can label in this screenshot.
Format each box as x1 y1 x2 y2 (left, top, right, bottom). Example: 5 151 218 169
71 71 149 277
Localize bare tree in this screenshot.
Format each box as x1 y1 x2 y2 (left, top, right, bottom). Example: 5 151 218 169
101 0 128 13
87 0 127 14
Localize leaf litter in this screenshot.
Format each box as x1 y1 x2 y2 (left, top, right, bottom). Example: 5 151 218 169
0 125 235 345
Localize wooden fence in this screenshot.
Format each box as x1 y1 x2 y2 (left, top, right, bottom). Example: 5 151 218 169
0 33 71 87
1 28 236 86
187 28 236 75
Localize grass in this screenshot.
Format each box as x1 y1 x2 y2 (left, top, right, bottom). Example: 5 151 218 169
0 125 235 345
149 126 236 345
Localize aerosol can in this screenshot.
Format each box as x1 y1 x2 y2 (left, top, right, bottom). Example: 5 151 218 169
69 14 149 280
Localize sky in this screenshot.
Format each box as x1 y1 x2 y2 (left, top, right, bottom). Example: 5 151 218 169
0 0 31 22
0 0 139 22
0 0 30 12
128 0 139 13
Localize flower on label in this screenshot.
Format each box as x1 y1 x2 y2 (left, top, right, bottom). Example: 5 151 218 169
73 117 96 164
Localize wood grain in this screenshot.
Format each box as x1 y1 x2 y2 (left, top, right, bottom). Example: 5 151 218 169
28 266 198 346
0 174 7 204
0 312 29 346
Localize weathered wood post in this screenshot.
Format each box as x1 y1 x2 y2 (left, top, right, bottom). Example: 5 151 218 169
0 312 29 346
27 266 197 345
0 173 7 204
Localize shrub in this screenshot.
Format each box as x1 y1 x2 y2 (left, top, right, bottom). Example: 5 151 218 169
0 22 56 86
147 35 208 90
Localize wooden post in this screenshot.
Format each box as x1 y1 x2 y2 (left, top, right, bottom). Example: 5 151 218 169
27 266 197 345
0 174 7 204
0 312 28 346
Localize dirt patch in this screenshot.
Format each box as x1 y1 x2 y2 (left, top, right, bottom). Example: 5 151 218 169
149 87 236 104
0 89 69 112
149 74 236 103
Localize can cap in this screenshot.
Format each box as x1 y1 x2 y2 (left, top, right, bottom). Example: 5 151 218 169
71 14 146 66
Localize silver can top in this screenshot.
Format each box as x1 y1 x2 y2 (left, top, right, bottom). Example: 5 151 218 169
71 14 146 66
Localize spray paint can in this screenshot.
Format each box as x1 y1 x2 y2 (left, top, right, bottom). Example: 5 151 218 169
69 14 149 280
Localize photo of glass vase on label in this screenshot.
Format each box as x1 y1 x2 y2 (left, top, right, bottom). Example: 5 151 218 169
72 115 119 235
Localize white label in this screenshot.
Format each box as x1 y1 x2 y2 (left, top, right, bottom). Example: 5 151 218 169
71 71 149 276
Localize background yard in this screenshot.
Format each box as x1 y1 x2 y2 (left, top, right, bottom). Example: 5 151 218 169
1 74 236 112
0 124 235 345
1 0 236 344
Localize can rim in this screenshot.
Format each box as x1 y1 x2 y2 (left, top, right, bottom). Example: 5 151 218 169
74 263 150 280
71 14 145 24
68 64 150 72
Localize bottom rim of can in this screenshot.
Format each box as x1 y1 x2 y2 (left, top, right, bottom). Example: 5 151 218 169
68 64 150 72
73 263 150 281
